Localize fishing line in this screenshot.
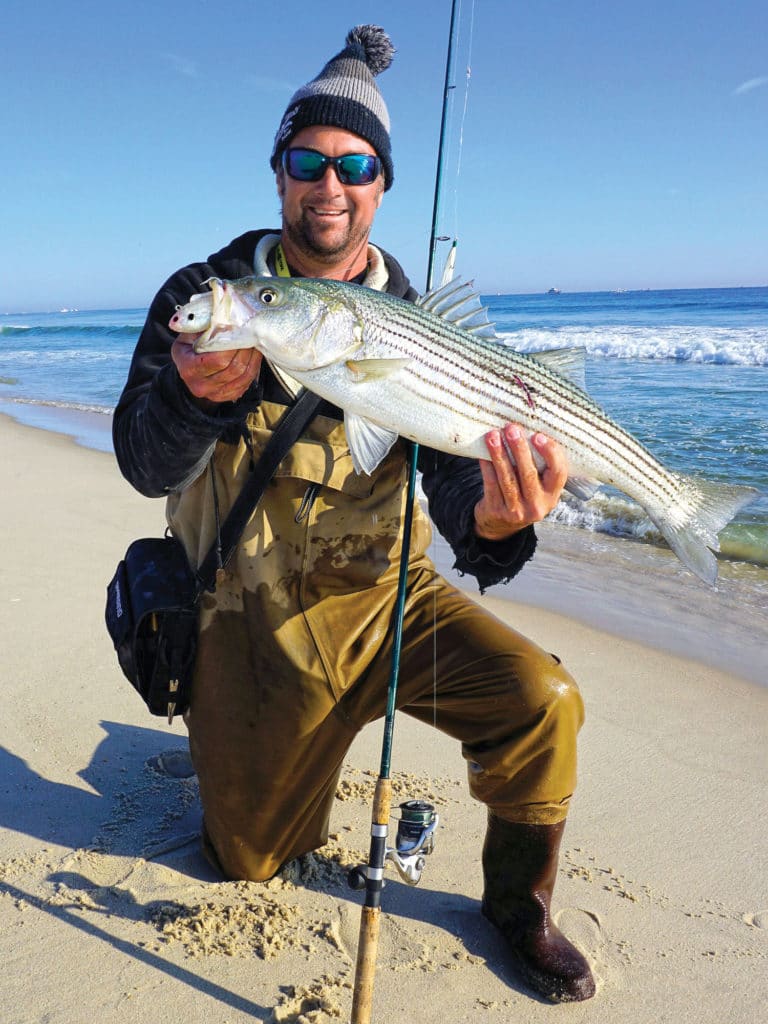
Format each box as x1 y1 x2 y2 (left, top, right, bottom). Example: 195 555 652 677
453 0 476 194
432 581 438 729
444 0 477 275
430 0 477 728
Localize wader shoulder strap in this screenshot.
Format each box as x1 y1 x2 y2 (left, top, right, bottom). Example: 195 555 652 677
195 389 323 593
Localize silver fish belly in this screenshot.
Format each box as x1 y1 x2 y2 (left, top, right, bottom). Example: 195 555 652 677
171 275 758 585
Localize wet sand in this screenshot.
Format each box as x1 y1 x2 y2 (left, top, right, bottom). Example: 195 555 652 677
1 412 766 1023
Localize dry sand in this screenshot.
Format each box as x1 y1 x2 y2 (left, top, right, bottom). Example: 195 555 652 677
1 413 766 1023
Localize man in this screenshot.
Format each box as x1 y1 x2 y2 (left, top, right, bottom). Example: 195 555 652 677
113 25 595 1003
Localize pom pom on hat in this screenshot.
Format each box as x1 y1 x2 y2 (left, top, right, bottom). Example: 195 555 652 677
271 25 396 190
345 24 395 75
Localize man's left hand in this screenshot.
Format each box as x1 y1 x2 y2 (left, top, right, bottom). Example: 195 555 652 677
474 423 568 541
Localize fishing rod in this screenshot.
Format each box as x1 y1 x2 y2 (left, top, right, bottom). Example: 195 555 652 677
349 3 460 1022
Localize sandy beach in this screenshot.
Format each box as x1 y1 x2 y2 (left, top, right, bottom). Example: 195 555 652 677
1 411 766 1023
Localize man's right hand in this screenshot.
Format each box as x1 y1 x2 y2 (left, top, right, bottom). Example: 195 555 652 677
171 336 263 404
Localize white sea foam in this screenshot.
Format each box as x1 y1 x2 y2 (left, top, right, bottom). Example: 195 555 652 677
498 325 768 366
1 396 113 415
546 491 768 568
548 491 659 538
0 348 126 364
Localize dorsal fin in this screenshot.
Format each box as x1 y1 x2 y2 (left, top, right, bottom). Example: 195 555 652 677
417 277 497 338
527 347 588 391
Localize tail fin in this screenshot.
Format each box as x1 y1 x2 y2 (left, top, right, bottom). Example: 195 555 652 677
654 476 759 585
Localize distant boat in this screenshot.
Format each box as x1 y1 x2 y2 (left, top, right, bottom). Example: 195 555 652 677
546 287 561 295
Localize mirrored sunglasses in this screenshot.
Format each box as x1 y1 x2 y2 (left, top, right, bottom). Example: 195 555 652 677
282 147 381 186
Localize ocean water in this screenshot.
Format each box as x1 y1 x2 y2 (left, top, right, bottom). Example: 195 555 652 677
1 287 767 574
487 287 768 571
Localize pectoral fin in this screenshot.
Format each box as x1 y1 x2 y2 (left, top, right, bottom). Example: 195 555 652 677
564 475 601 501
344 357 411 382
344 413 399 475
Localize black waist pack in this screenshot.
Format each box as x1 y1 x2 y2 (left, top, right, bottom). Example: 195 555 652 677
105 536 200 722
105 390 323 723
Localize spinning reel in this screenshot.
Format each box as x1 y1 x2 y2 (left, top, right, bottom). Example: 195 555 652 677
348 799 439 889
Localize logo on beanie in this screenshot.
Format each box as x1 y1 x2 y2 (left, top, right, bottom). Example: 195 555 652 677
277 105 300 146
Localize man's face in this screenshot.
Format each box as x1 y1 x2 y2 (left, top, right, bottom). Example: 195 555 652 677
277 125 384 267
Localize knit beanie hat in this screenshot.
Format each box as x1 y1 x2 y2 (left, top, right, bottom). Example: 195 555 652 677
270 25 395 190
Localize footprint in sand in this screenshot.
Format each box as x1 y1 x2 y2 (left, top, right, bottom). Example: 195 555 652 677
743 911 768 930
146 748 196 779
553 906 617 993
334 902 430 970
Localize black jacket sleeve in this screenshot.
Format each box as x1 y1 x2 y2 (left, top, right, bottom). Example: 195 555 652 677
418 447 537 593
112 234 267 497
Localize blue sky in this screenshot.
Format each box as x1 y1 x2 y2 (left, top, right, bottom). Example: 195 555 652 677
2 0 766 312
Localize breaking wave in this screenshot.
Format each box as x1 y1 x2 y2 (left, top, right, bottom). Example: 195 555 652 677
0 323 140 338
497 324 768 366
548 492 768 569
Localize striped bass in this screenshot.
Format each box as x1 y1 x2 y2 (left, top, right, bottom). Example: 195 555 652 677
170 275 758 585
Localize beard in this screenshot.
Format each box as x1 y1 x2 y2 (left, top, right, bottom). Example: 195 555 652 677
281 207 372 266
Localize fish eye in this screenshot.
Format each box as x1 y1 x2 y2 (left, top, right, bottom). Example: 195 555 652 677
258 287 279 305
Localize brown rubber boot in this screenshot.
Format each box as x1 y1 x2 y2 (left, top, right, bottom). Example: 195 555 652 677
481 813 596 1002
